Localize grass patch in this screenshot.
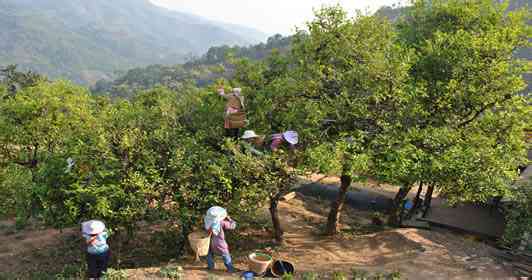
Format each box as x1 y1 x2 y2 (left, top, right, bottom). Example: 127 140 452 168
103 268 128 280
159 265 184 279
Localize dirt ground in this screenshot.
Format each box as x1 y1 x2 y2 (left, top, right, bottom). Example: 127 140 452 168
164 195 513 280
0 192 517 280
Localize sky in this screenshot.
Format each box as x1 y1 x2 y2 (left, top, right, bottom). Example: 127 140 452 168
149 0 406 35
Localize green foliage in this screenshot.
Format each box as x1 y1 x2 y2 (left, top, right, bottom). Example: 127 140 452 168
0 72 292 242
503 179 532 247
0 65 45 92
281 273 295 280
230 1 530 231
288 5 415 178
332 271 347 280
102 268 128 280
0 0 529 256
159 266 184 279
387 271 402 280
0 165 33 228
92 65 220 98
191 34 292 66
92 35 292 98
302 272 319 280
352 269 370 280
55 264 86 280
381 0 531 199
0 80 101 228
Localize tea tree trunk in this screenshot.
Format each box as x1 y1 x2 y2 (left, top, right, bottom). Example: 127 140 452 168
325 174 352 235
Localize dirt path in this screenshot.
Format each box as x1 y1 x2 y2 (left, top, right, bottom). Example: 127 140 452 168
0 195 515 279
271 196 512 279
0 220 79 277
122 195 513 279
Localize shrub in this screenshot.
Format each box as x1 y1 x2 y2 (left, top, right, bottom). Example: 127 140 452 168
55 264 86 280
0 165 33 228
503 179 532 248
159 266 183 279
102 268 128 280
302 272 318 280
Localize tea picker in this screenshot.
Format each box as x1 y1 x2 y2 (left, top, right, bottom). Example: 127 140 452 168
203 206 238 273
81 220 110 280
270 130 299 151
218 86 246 140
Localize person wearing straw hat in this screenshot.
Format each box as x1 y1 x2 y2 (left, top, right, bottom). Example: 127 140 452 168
241 130 265 156
218 86 246 140
204 206 237 273
270 130 299 151
81 220 110 280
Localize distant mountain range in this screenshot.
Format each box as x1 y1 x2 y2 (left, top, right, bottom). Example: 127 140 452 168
92 34 293 98
95 0 529 99
0 0 267 84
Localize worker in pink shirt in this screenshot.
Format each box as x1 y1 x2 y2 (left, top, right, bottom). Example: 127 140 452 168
204 206 237 272
270 130 299 151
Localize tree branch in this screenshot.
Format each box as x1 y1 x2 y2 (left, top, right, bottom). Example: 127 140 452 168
457 94 512 128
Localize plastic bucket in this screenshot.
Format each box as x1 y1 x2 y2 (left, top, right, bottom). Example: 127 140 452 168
241 271 255 280
248 253 272 275
271 260 295 277
188 231 211 257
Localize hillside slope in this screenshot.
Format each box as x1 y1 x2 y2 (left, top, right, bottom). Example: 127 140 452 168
92 34 292 98
0 0 266 84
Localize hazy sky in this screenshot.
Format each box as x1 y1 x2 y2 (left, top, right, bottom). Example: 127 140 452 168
150 0 406 35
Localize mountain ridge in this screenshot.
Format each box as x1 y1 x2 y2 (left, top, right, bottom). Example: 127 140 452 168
0 0 267 84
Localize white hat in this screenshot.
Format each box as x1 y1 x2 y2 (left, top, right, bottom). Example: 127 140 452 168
206 206 227 221
204 206 228 235
82 220 105 235
241 130 259 139
283 131 299 145
232 88 242 95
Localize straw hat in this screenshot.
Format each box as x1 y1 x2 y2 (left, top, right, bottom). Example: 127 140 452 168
241 130 259 139
81 220 105 235
283 131 299 145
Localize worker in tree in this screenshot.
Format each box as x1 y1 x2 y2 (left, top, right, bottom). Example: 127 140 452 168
269 130 300 166
270 130 299 151
218 86 246 139
240 130 265 156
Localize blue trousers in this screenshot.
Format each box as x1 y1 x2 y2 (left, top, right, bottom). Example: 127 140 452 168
207 248 235 272
86 250 110 278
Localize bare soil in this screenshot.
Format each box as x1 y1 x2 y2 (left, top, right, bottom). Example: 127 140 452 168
0 194 515 279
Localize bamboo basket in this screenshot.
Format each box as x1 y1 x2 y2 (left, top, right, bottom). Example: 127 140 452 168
188 231 211 261
226 111 247 128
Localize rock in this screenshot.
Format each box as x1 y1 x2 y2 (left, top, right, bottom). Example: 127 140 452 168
281 192 297 201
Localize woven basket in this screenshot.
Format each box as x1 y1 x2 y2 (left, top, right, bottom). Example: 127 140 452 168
226 111 247 128
188 231 211 260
